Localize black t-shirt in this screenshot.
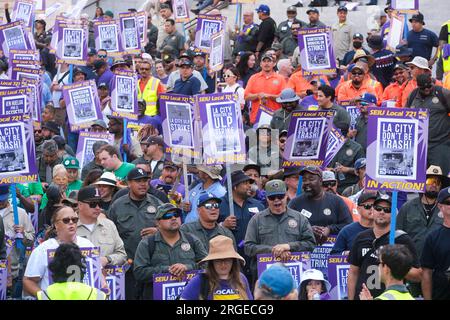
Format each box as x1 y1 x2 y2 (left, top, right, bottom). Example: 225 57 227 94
439 24 449 42
348 229 419 300
257 17 276 52
288 193 353 234
420 225 450 300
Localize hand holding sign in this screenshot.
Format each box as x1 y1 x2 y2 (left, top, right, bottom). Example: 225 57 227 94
168 263 188 278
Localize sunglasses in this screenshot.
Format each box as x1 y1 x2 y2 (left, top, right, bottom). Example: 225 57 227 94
58 216 79 224
373 205 391 213
360 204 373 210
426 177 441 185
419 84 433 90
140 68 151 71
267 194 285 201
279 139 287 143
358 101 370 106
82 201 101 208
202 203 220 210
160 212 181 220
34 129 42 133
352 72 364 76
98 54 107 58
323 181 337 188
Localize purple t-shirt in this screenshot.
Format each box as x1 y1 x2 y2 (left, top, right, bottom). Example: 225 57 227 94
150 178 186 197
300 95 319 110
181 273 253 300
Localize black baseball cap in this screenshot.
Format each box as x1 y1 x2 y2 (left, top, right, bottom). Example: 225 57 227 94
374 193 392 206
231 170 254 187
353 33 364 40
243 164 261 176
127 167 149 181
357 192 378 206
77 186 102 202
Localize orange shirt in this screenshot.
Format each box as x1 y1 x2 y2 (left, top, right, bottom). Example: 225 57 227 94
339 195 360 222
396 78 443 107
244 71 287 123
444 73 450 90
382 82 403 103
336 75 383 104
287 70 329 97
337 79 382 105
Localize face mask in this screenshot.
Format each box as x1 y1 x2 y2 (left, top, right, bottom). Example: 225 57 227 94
353 42 363 49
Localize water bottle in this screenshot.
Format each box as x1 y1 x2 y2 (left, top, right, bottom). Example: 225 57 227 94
312 293 321 300
335 162 346 181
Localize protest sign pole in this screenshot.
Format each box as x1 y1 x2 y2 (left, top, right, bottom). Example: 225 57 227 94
389 191 399 244
69 64 74 83
123 119 128 162
296 176 302 196
182 163 189 203
10 184 25 297
225 163 235 216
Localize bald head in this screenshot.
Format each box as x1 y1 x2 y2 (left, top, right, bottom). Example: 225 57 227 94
243 11 254 24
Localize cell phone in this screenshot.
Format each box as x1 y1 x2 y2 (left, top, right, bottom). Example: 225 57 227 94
156 184 172 193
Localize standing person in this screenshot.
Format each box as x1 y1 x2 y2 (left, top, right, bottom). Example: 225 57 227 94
137 60 165 117
236 52 258 88
244 53 287 124
332 6 354 65
97 145 135 183
367 35 395 88
347 194 422 300
38 140 63 186
347 93 377 152
108 168 163 300
331 192 377 255
154 60 169 84
359 244 415 300
407 13 439 64
180 235 253 300
382 63 409 103
232 11 259 55
222 67 245 109
283 167 301 203
342 158 367 197
275 6 305 43
245 180 316 283
341 33 370 67
92 172 119 211
316 85 351 132
193 52 215 93
421 187 450 300
76 186 127 267
288 167 353 244
133 203 207 300
305 8 326 28
172 56 202 95
23 206 95 297
254 5 276 60
63 157 83 196
158 19 185 58
270 88 301 132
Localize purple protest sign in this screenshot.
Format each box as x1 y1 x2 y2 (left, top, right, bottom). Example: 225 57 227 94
93 20 122 57
0 80 22 89
136 11 148 46
198 93 246 164
119 12 141 54
0 114 38 185
257 252 311 289
8 49 40 74
365 108 429 193
298 27 337 76
56 21 88 66
0 87 31 116
392 0 419 11
283 110 334 168
76 131 114 170
327 255 350 300
195 14 226 53
12 0 35 30
253 104 274 129
110 70 138 120
0 260 6 300
19 78 41 128
63 80 102 132
104 264 128 300
173 0 190 23
0 21 33 57
47 247 103 289
159 93 201 163
153 271 200 300
324 125 347 168
340 101 361 130
308 235 336 278
209 30 225 73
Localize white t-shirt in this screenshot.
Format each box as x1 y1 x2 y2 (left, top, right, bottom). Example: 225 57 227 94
223 84 245 109
24 236 95 292
82 223 95 232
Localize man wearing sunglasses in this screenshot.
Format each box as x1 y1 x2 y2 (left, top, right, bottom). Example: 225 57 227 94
245 180 316 283
322 171 358 222
270 88 301 132
76 186 127 268
181 192 235 251
134 203 207 300
347 93 376 151
421 186 450 300
348 193 421 300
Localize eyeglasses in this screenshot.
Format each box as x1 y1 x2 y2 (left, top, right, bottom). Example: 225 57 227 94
82 201 101 208
351 72 364 76
34 130 42 133
360 204 373 210
267 194 285 201
160 212 181 220
202 203 220 210
57 216 79 224
426 177 441 186
373 205 391 213
224 74 235 78
358 101 370 106
279 139 287 143
323 181 337 188
98 54 107 58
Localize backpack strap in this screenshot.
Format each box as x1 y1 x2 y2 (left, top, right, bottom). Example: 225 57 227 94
234 85 241 94
406 87 419 108
40 290 51 300
147 234 156 261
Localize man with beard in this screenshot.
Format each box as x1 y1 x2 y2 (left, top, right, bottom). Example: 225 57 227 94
288 166 352 245
245 180 316 284
331 192 377 255
270 88 302 131
342 158 366 198
382 63 409 103
347 194 422 300
150 161 185 200
348 93 377 152
38 140 63 186
134 203 207 300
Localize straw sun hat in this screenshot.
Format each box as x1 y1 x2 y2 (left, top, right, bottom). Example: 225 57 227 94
200 236 245 265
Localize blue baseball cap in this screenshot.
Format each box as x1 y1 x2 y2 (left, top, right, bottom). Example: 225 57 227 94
354 158 367 170
356 93 377 105
437 187 450 204
0 185 9 201
255 4 270 14
197 191 222 207
258 264 294 298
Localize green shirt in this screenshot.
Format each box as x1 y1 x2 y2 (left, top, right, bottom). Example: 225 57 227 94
109 162 135 181
67 180 83 196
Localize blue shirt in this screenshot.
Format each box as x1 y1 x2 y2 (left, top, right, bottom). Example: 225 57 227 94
173 74 201 95
184 181 226 223
407 28 439 60
41 83 52 111
330 222 369 255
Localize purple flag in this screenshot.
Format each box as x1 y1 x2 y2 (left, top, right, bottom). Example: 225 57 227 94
119 12 141 54
257 252 311 289
283 110 334 168
110 70 138 120
12 0 35 30
93 20 122 57
153 271 200 300
63 80 103 132
327 255 350 300
104 265 128 300
298 27 337 76
0 21 33 57
195 14 226 53
324 125 347 168
365 108 429 193
159 93 201 163
198 93 246 164
76 131 114 170
0 260 6 300
56 21 88 66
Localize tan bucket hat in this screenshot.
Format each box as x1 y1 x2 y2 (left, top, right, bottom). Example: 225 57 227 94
200 235 245 265
197 164 223 180
352 49 375 68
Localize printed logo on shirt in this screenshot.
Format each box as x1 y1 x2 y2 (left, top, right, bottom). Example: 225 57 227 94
147 206 157 214
323 208 331 216
288 219 298 228
300 209 312 219
346 149 354 157
248 207 260 215
181 242 191 251
213 288 241 300
432 97 439 104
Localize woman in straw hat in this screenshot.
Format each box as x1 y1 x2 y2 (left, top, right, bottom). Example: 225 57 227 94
180 235 253 300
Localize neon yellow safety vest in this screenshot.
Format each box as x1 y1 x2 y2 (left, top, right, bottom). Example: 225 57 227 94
137 77 160 116
37 282 107 300
375 289 415 300
442 20 450 73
